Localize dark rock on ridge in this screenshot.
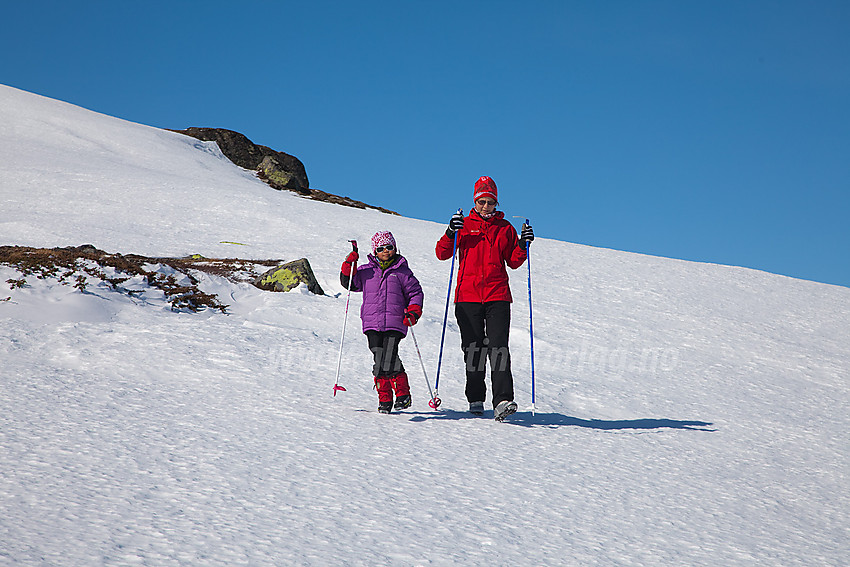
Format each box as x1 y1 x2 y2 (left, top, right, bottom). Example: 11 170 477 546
172 127 309 191
171 127 398 215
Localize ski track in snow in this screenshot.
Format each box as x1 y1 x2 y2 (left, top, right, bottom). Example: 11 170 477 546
1 84 849 566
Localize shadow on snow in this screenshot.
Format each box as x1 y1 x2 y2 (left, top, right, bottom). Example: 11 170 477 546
407 410 715 431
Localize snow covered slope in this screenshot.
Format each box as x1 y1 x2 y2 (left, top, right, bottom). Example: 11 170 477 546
2 84 849 566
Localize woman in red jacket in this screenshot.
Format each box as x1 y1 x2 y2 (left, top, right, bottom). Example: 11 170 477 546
435 176 534 421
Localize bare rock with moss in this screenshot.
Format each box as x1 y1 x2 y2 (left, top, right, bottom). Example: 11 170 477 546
258 156 311 195
172 127 309 191
170 127 399 215
253 258 324 295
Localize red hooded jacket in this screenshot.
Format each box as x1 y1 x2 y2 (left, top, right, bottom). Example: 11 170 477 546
435 210 527 303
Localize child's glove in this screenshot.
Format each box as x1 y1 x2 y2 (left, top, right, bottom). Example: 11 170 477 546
403 304 422 326
341 250 359 276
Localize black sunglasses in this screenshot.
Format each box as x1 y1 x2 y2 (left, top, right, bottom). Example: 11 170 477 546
375 244 395 253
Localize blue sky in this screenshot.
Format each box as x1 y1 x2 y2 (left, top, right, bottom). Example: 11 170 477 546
3 1 849 287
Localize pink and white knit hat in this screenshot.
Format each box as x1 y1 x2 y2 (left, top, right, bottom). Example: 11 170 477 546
371 230 397 253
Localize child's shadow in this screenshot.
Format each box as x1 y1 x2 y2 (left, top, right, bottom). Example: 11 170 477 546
408 410 715 431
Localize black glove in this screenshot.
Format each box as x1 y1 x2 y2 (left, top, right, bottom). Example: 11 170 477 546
520 223 534 249
447 212 464 237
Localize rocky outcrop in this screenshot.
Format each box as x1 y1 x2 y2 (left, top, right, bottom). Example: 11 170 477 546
172 127 309 191
253 258 324 295
171 127 398 215
258 155 310 195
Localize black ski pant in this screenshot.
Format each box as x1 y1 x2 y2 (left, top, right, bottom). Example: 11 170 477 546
365 330 406 377
455 301 514 408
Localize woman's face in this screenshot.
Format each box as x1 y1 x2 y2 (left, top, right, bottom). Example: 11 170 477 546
474 197 497 216
375 244 396 262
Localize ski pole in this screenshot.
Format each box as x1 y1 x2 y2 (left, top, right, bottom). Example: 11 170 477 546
333 240 357 396
407 324 440 409
434 208 462 401
515 216 537 415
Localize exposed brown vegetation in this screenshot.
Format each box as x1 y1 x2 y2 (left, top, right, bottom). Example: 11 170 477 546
0 245 284 314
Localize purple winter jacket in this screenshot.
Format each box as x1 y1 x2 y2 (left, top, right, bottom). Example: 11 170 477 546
349 254 424 335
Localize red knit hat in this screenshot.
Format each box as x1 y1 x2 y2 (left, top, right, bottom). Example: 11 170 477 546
473 176 498 203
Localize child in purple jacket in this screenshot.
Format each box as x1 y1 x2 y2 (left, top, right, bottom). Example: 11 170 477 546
340 231 424 413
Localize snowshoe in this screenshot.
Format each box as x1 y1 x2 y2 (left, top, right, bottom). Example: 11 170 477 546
394 394 412 410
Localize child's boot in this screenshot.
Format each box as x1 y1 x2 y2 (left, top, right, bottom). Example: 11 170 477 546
391 372 412 410
375 376 394 414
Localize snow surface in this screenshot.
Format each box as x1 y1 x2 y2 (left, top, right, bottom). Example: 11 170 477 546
1 83 849 566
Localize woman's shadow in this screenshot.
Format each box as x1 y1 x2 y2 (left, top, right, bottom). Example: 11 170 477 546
409 410 715 431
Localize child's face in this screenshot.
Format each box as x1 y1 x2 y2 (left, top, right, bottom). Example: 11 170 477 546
375 244 396 261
